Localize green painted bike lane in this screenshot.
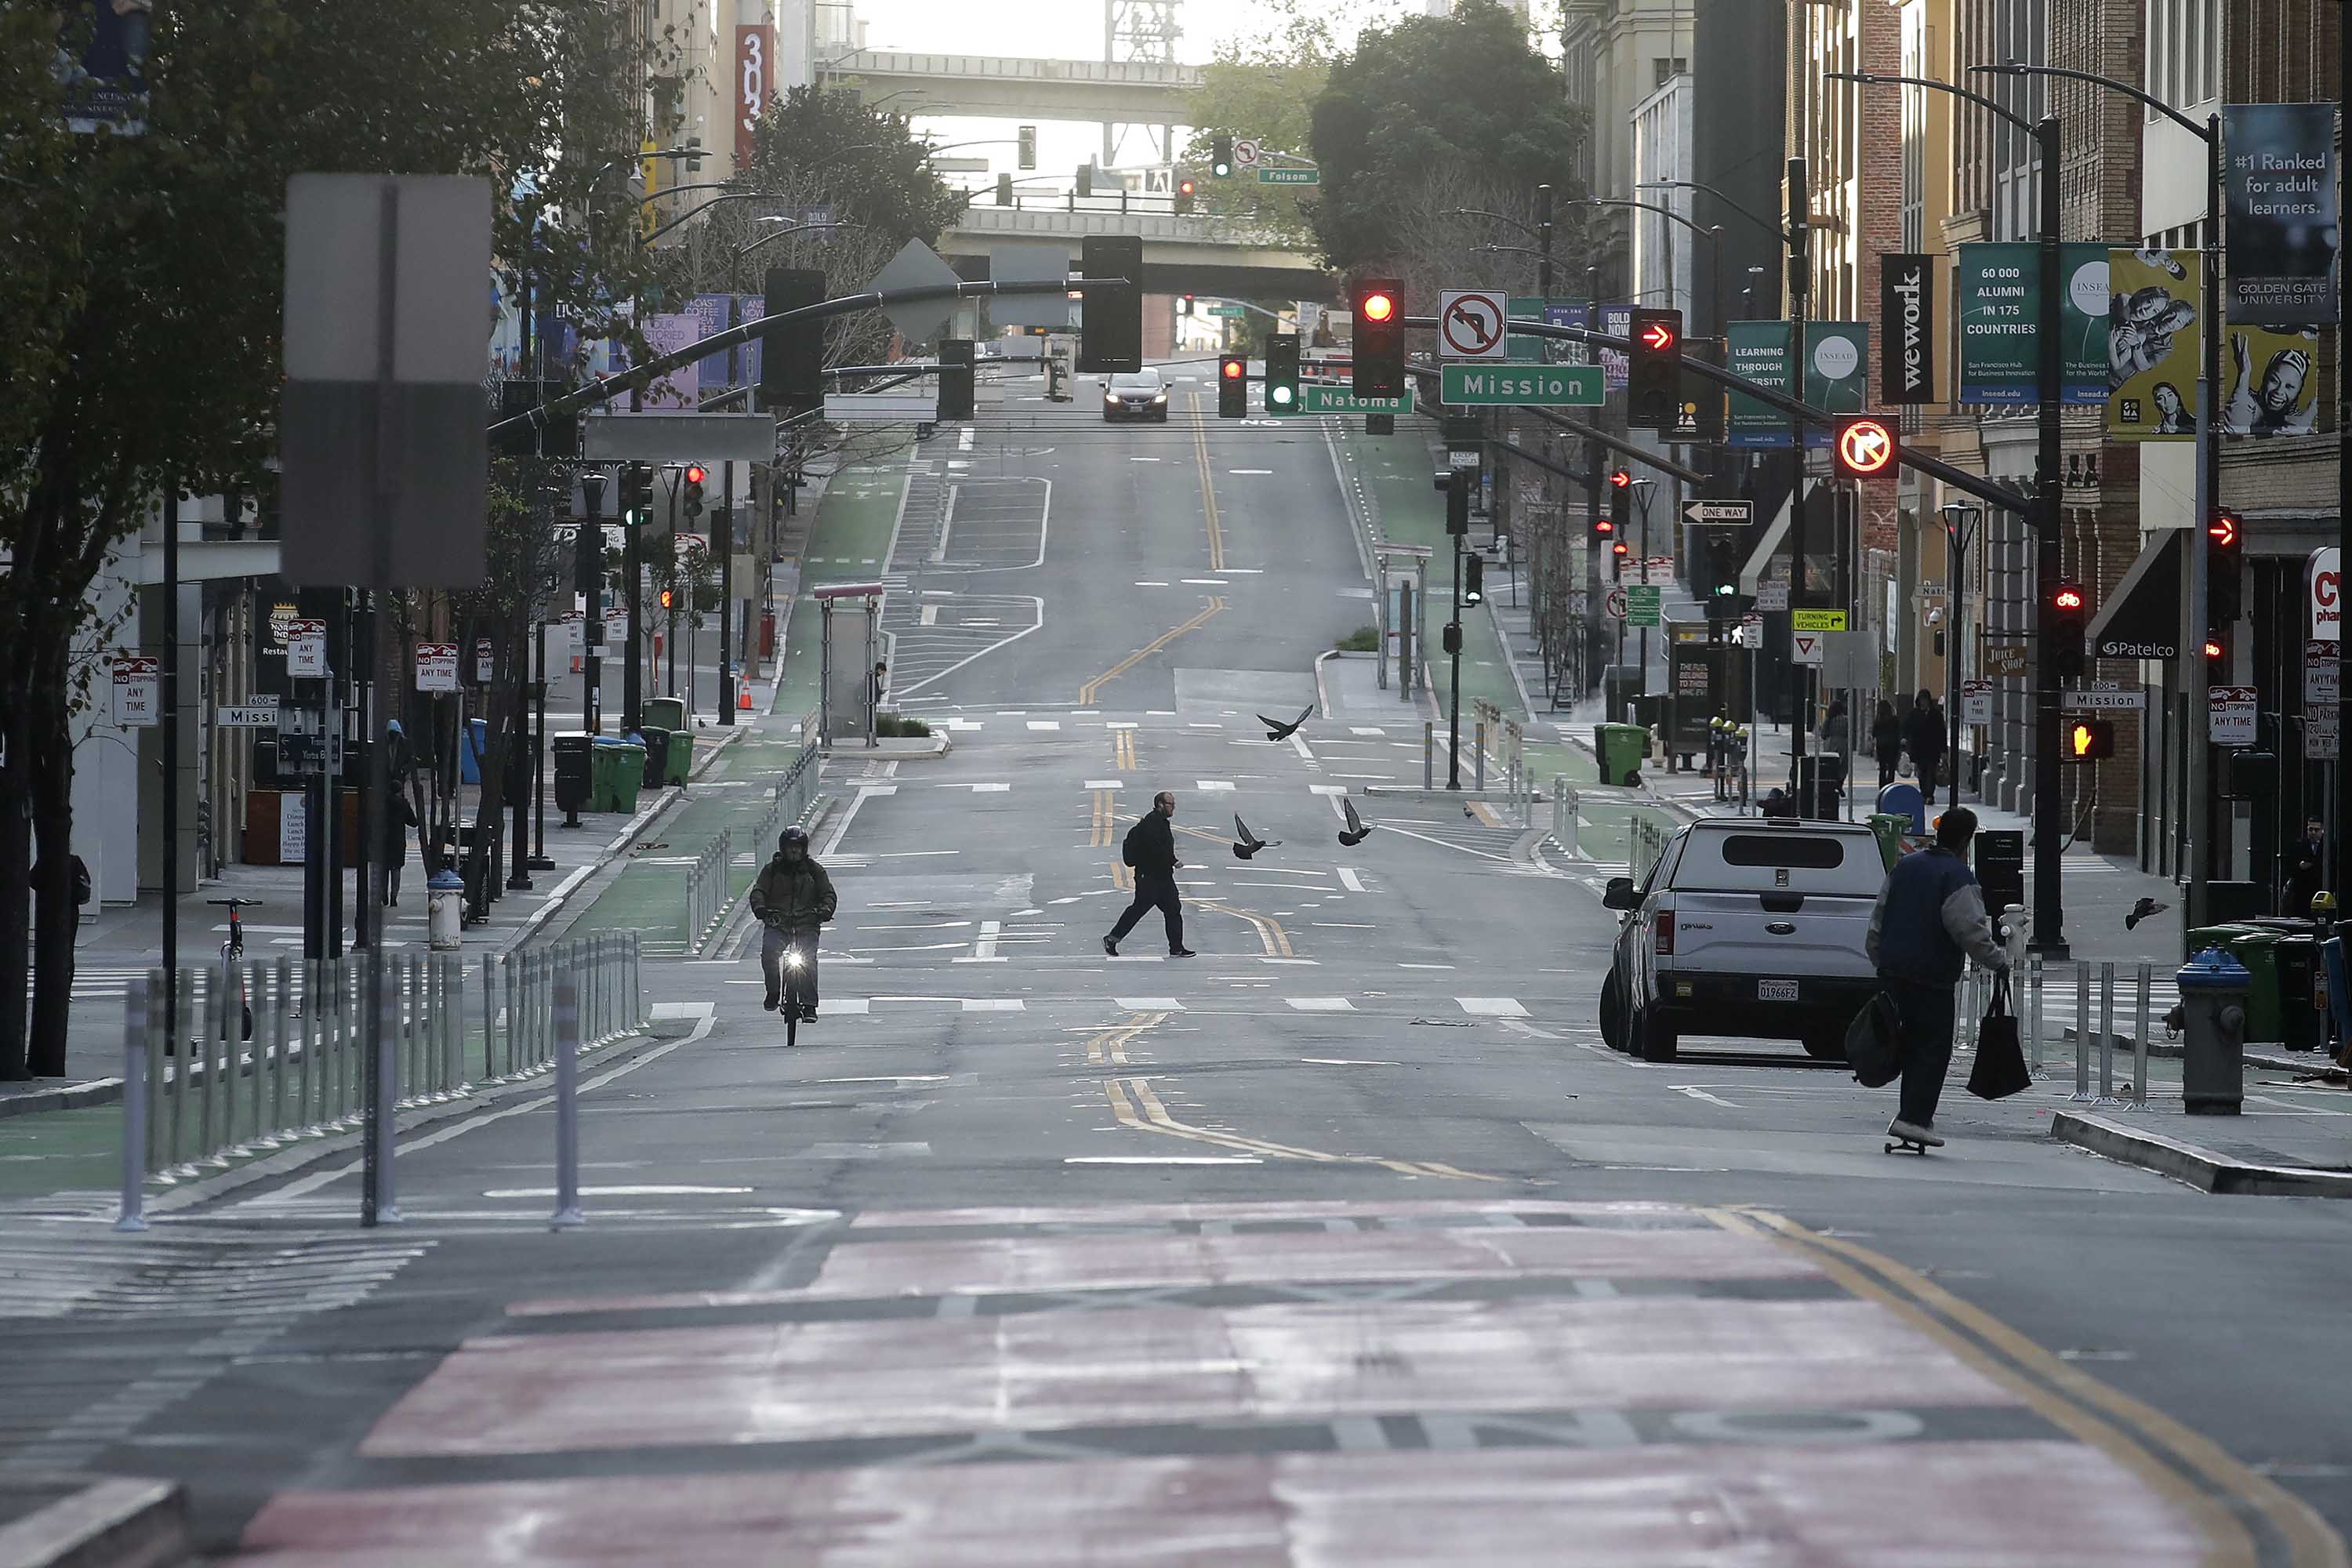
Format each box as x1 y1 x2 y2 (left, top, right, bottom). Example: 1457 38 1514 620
773 463 911 720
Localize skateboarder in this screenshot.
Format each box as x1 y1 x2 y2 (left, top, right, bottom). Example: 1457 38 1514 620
1864 806 2005 1149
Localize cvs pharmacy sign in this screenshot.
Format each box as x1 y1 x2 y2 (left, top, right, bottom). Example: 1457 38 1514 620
2311 546 2341 641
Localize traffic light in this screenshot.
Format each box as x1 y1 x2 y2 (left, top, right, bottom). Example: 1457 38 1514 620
681 464 706 520
619 464 653 529
1264 333 1300 414
1076 163 1093 199
1174 177 1196 216
1445 470 1469 536
1704 529 1742 617
2049 578 2087 679
573 521 602 597
1078 235 1142 374
1831 414 1899 481
1352 277 1403 398
660 587 673 611
1609 468 1632 536
1626 307 1682 430
1211 134 1234 178
760 267 826 415
1464 553 1485 607
937 338 975 419
1177 294 1192 318
1217 354 1247 418
2065 719 2115 762
995 172 1013 205
1017 125 1036 170
2207 507 2244 625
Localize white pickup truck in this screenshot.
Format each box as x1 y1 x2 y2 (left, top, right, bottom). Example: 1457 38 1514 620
1599 817 1888 1063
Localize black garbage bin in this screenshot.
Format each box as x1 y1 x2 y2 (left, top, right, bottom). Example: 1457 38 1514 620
552 732 593 825
2274 934 2322 1051
1796 753 1846 818
638 728 673 788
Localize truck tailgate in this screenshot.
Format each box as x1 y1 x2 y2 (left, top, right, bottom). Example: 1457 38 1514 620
1666 890 1877 978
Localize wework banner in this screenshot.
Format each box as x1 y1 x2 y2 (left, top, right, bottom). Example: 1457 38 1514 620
1879 253 1936 404
2223 103 2339 325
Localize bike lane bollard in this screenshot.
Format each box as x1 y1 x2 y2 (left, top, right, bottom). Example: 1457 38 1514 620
2130 960 2153 1109
551 970 584 1230
2070 962 2093 1102
116 975 151 1232
370 950 402 1225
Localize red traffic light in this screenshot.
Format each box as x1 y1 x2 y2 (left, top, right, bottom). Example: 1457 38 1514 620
2207 511 2241 549
1178 178 1196 196
1611 540 1629 556
1359 292 1396 324
1221 358 1244 379
1594 518 1616 535
684 465 706 485
2052 583 2086 613
1609 469 1632 489
1639 320 1677 353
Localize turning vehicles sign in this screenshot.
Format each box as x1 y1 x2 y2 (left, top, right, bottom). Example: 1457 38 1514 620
1438 290 1508 360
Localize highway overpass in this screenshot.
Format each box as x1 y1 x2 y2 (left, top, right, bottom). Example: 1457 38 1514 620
817 51 1200 123
942 205 1329 301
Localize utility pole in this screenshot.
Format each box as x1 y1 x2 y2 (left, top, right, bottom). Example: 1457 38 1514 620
2029 114 2067 956
1446 470 1466 789
2340 11 2351 906
161 485 180 1039
1537 183 1554 298
582 470 608 735
1785 158 1811 818
720 459 736 725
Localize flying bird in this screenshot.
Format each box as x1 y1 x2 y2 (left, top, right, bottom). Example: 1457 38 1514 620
1258 705 1314 742
2124 895 2171 931
1337 797 1372 848
1232 815 1279 859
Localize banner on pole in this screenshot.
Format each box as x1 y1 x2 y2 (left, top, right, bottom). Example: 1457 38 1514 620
1723 321 1870 448
2106 248 2201 441
2218 324 2321 437
1955 242 2108 405
2223 103 2339 326
1879 253 1936 404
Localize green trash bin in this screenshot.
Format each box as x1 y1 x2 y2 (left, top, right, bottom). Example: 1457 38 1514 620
1594 723 1648 786
1866 813 1911 872
663 725 693 785
591 738 645 813
2183 924 2253 960
2225 930 2285 1044
642 697 686 732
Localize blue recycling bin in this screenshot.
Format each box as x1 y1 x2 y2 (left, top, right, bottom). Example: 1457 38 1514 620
1875 782 1926 834
459 717 488 785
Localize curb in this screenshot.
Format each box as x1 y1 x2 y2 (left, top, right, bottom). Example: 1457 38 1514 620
0 1079 126 1123
0 1473 187 1568
2049 1109 2352 1198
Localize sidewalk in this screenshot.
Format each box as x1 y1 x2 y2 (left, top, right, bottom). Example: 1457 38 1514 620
3 728 745 1115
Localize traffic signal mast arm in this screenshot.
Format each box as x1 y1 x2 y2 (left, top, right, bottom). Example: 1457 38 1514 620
1401 314 2034 517
485 276 1136 439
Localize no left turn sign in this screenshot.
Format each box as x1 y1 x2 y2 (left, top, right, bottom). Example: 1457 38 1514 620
1233 137 1261 168
1439 289 1507 359
1604 587 1629 621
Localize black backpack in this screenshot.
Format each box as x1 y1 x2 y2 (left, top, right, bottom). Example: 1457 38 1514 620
1121 818 1142 869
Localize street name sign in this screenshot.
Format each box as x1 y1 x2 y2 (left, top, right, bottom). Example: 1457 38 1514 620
1299 385 1410 414
1257 167 1318 185
1438 363 1604 405
2060 688 2147 711
217 700 282 729
2209 685 2256 746
1791 608 1849 632
1625 585 1662 628
1682 499 1752 526
1207 303 1247 318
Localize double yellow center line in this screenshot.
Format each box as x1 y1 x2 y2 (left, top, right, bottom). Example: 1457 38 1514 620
1076 597 1225 706
1189 389 1225 571
1112 728 1137 771
1105 1074 1498 1181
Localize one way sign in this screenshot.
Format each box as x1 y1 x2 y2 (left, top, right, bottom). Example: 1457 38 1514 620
1791 632 1824 665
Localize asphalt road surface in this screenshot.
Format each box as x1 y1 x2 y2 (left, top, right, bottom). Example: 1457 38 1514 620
5 376 2347 1565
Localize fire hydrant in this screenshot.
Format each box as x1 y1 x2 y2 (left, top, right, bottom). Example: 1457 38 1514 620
2176 946 2251 1115
427 869 465 953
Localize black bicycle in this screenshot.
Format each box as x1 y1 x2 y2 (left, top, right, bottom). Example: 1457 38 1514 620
775 927 817 1048
206 896 262 1042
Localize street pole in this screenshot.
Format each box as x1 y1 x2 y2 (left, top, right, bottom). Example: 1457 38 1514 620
2186 112 2221 931
720 460 736 725
581 470 607 736
161 484 179 1039
624 466 650 735
2031 114 2067 957
1446 475 1465 789
1941 505 1976 812
1786 158 1811 818
2340 8 2351 905
1586 441 1604 695
529 613 552 869
1537 183 1554 299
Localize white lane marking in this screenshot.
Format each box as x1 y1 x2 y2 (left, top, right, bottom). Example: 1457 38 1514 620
826 1000 873 1014
1129 456 1163 462
1180 578 1229 585
1350 727 1387 736
482 1185 752 1198
1228 468 1273 475
821 787 880 858
1302 1058 1398 1066
1671 1085 1741 1109
1085 779 1124 789
1028 720 1062 731
1290 735 1315 761
1195 780 1235 792
1312 922 1376 929
818 1076 951 1084
1398 962 1457 971
962 998 1024 1011
942 718 982 731
1458 998 1530 1018
1500 1018 1566 1042
1311 784 1348 797
964 782 1012 793
1115 997 1185 1011
1134 581 1171 586
1338 868 1367 892
958 426 975 451
1286 996 1355 1011
1066 1156 1263 1164
971 920 1002 963
1261 957 1319 965
1105 720 1139 729
920 604 940 626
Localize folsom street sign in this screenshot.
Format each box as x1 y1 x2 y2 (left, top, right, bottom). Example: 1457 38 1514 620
1438 363 1604 405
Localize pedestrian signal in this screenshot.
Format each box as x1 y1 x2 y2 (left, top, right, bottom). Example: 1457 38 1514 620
2065 719 2114 762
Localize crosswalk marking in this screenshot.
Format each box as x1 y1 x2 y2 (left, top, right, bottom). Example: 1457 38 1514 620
1083 779 1123 789
962 999 1024 1012
1195 780 1235 792
1458 997 1530 1018
1286 996 1355 1012
1114 997 1185 1011
1026 720 1062 731
1350 726 1387 736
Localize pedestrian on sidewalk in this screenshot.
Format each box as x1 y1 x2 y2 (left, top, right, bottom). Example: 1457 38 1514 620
750 826 837 1021
2282 816 2326 917
1865 805 2007 1147
1871 699 1904 789
381 793 419 907
1105 791 1195 957
1903 689 1946 794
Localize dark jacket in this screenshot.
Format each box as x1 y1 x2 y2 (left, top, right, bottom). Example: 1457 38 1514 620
1122 811 1178 877
750 853 837 930
1867 845 2004 985
1871 713 1904 760
1903 704 1945 764
383 795 419 861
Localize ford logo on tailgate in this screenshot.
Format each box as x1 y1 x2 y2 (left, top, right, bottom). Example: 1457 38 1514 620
1766 921 1797 935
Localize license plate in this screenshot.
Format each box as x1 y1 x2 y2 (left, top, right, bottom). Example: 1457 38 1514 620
1757 980 1799 1002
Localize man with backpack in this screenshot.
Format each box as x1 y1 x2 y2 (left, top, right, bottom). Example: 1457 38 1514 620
1104 790 1196 957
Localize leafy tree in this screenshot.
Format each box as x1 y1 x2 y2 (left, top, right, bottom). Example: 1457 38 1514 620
0 2 670 1078
1306 0 1587 275
1180 3 1332 246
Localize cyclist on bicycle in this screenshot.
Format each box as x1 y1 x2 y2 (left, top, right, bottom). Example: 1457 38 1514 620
750 826 837 1022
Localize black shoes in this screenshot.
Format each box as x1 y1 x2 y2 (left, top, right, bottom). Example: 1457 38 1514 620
1102 935 1118 956
799 1004 818 1022
1171 947 1197 958
763 995 779 1012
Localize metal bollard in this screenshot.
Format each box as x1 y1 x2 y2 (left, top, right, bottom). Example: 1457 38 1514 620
2130 960 2152 1109
1424 720 1435 789
370 951 403 1225
2071 963 2093 1102
116 976 151 1233
551 971 584 1230
2094 963 2121 1106
1473 720 1486 790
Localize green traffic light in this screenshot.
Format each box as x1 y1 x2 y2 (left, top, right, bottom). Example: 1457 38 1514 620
1270 386 1293 406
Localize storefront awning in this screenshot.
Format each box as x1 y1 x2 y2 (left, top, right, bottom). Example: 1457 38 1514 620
2085 528 2183 659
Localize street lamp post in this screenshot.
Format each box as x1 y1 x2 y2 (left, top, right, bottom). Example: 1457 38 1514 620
1835 68 2067 952
1565 198 1727 343
1939 501 1983 813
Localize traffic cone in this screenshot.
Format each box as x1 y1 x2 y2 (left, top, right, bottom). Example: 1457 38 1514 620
738 684 753 711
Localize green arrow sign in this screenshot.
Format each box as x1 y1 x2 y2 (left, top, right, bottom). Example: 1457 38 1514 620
1298 385 1411 415
1257 167 1319 185
1439 363 1604 406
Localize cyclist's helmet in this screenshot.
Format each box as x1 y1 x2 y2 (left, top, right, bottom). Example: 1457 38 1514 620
779 826 810 852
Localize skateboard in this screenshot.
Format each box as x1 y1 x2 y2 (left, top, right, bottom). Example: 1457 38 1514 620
1883 1134 1934 1156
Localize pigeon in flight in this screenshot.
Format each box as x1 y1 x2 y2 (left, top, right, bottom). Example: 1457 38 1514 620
1337 797 1372 848
1258 705 1314 742
1232 815 1279 859
2124 895 2171 931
